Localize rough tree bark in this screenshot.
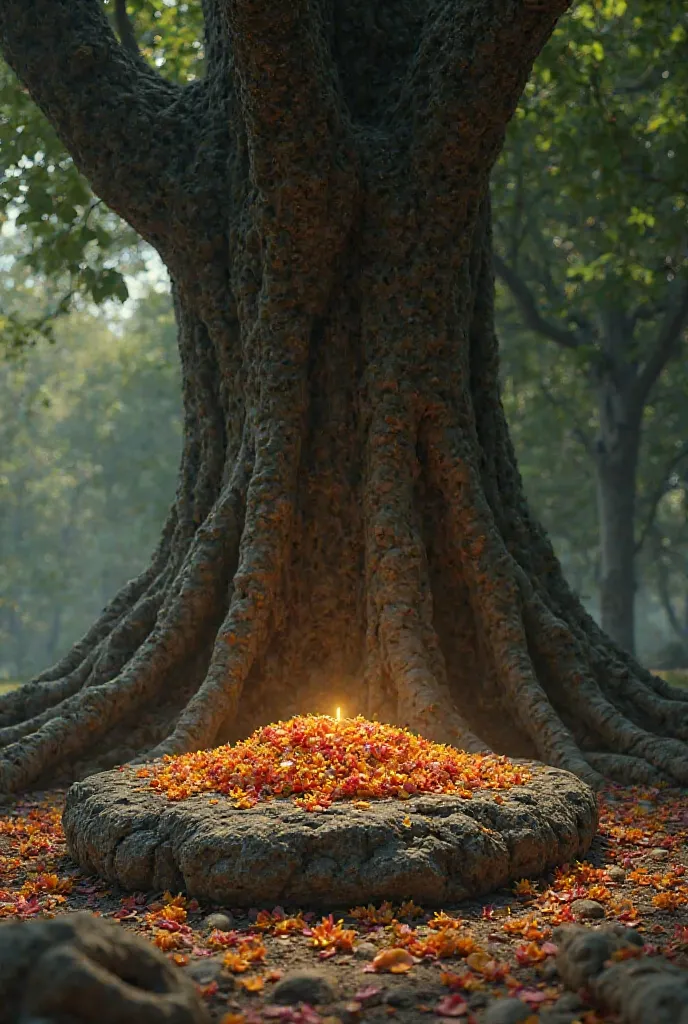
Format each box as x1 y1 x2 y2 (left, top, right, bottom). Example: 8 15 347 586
0 0 687 795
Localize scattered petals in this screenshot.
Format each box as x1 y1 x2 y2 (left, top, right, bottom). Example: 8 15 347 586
435 994 469 1017
371 948 415 973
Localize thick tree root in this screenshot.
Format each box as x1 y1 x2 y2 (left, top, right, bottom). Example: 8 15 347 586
1 212 686 796
364 398 485 752
0 589 170 746
0 509 179 732
425 422 602 786
148 407 306 758
520 582 688 785
1 413 687 793
0 912 209 1024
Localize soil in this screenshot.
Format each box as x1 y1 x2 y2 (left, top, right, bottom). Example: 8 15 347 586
1 782 687 1024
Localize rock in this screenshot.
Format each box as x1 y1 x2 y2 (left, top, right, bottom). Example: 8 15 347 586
62 762 597 906
0 911 209 1023
648 848 669 861
554 923 644 991
338 1002 365 1024
538 1008 584 1024
482 997 532 1023
551 993 586 1013
203 912 234 932
384 985 417 1008
570 898 605 920
352 942 379 960
594 956 688 1024
607 865 626 882
538 992 587 1024
269 971 335 1006
382 984 437 1008
468 992 488 1009
185 957 228 986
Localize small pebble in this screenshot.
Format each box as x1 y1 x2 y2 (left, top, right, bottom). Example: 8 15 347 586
648 848 669 860
482 997 532 1023
185 957 227 986
353 942 378 960
338 1002 364 1024
553 993 587 1013
539 994 589 1024
270 971 335 1006
607 866 626 882
203 912 234 932
571 898 605 920
385 986 416 1008
468 992 488 1009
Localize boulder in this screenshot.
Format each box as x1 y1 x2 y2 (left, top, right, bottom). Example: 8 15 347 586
555 924 688 1024
0 911 209 1024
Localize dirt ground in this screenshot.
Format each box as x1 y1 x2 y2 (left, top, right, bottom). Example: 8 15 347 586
1 780 687 1023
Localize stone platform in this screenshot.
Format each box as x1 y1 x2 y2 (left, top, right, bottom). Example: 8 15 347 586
63 761 597 907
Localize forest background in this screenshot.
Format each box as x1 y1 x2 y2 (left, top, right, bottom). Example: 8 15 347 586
1 0 687 686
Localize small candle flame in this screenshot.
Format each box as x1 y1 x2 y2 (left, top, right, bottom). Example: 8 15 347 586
335 707 342 722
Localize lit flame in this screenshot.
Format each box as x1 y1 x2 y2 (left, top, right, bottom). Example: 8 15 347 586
335 707 342 722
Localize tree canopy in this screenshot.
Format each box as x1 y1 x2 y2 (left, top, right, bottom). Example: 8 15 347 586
493 0 688 653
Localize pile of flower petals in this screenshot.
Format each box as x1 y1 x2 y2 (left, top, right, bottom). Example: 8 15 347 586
142 715 531 810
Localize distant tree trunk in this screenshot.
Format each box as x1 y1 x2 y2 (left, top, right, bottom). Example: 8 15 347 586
45 605 64 669
654 540 688 663
0 0 686 794
594 376 641 655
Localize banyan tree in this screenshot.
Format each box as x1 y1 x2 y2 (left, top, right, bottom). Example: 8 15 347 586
0 0 686 793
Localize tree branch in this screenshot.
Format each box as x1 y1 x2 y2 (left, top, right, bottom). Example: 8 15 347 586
401 0 571 206
494 253 582 350
113 0 139 57
218 0 359 308
221 0 354 194
632 283 688 409
0 0 186 251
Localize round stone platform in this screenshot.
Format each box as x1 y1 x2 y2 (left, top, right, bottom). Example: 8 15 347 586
63 761 597 907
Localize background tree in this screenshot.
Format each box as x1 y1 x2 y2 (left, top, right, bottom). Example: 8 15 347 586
0 0 687 795
0 286 180 680
500 306 688 665
492 0 688 655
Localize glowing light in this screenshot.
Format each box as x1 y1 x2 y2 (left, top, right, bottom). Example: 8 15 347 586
335 707 342 722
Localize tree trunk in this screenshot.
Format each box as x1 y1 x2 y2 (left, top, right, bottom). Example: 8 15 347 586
0 0 686 794
591 314 645 657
